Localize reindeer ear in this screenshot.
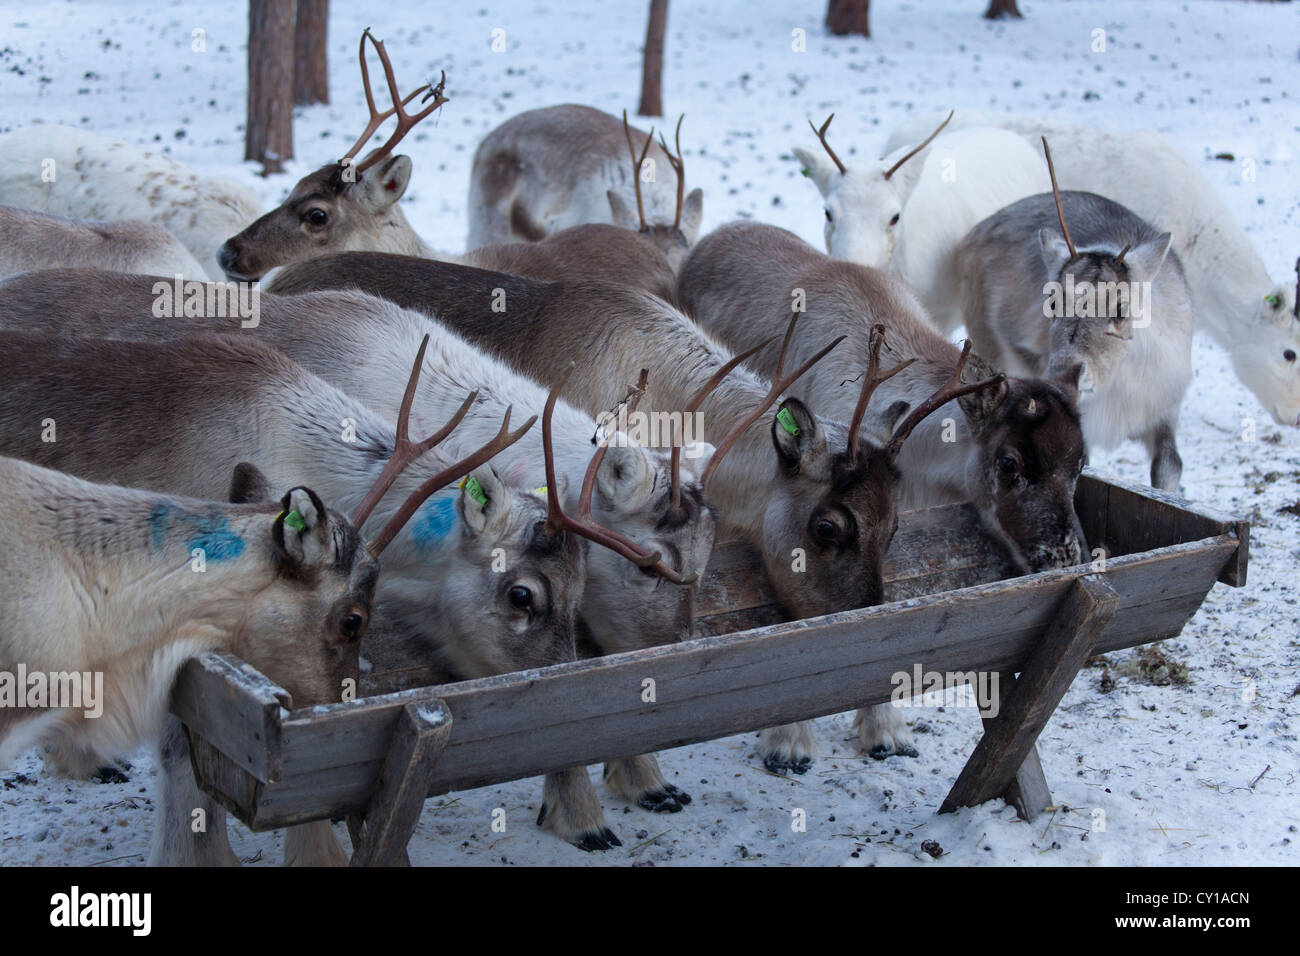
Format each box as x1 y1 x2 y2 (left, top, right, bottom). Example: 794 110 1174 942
457 465 516 537
1052 363 1083 405
771 398 821 473
679 441 716 481
680 188 704 243
792 147 835 194
880 399 910 437
956 354 1009 429
595 442 653 516
274 487 332 568
1124 232 1172 280
229 462 272 504
358 154 412 212
607 190 640 230
1038 228 1073 276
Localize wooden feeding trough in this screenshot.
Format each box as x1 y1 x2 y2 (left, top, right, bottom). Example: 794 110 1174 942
170 470 1248 865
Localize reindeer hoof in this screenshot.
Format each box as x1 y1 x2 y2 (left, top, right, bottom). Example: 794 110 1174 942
869 743 919 760
763 754 812 775
637 784 693 813
573 827 623 852
92 764 131 784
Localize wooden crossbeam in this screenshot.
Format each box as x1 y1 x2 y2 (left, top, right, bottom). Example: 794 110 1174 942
940 575 1119 816
347 700 453 866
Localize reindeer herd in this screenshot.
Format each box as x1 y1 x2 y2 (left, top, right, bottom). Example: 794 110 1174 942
0 28 1295 866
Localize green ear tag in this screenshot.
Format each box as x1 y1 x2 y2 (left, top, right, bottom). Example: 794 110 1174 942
460 475 488 506
800 168 811 178
282 509 306 531
776 406 800 436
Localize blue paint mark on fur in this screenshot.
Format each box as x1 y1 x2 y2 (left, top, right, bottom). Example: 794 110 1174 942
410 495 458 553
147 504 245 562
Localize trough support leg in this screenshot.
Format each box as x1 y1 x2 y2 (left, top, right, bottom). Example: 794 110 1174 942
940 575 1119 819
347 699 453 867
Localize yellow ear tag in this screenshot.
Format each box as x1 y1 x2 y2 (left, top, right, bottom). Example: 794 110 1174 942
459 475 488 507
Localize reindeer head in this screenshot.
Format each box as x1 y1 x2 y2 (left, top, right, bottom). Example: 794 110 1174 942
607 112 704 272
1038 137 1174 396
1236 262 1300 427
956 359 1088 573
217 29 448 281
229 473 379 709
793 112 952 268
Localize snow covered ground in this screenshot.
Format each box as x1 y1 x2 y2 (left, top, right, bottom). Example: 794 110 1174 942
0 0 1296 866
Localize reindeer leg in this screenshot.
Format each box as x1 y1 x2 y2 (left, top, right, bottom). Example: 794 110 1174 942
1143 416 1182 493
149 716 239 867
854 704 919 759
603 753 692 813
283 821 350 867
537 767 621 852
758 721 814 774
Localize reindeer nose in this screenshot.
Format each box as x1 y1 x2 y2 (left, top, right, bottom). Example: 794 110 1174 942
217 241 242 279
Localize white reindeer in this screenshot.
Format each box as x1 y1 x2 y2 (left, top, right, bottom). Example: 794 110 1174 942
792 112 1050 330
0 206 209 281
0 125 261 280
886 111 1300 427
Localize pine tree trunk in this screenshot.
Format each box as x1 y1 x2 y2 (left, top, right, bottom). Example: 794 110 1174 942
246 0 295 175
638 0 668 117
983 0 1024 20
294 0 329 105
826 0 870 37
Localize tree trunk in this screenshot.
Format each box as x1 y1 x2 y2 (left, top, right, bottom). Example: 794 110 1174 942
246 0 295 176
294 0 329 105
983 0 1024 20
826 0 870 37
638 0 668 117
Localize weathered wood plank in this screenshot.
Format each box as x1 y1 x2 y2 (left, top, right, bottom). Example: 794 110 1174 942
213 536 1233 828
1001 745 1053 821
172 650 290 783
939 576 1120 814
348 700 453 867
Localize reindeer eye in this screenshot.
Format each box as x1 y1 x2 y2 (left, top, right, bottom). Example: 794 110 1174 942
342 612 365 641
508 585 533 610
1285 349 1296 363
998 455 1018 476
824 208 833 223
306 208 329 226
812 517 839 542
888 212 900 226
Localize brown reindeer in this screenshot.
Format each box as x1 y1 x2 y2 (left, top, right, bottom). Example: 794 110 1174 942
677 221 1089 758
266 252 999 771
216 29 453 281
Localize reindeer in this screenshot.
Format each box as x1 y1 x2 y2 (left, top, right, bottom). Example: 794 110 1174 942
0 205 210 281
0 125 261 279
0 269 717 822
793 113 1050 331
265 253 998 771
677 220 1088 758
467 106 703 265
216 29 456 282
956 140 1192 492
885 111 1300 429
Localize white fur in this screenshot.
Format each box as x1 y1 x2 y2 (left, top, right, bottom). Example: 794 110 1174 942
886 111 1300 426
0 125 261 278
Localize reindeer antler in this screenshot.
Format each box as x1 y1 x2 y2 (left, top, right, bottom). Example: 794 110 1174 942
885 340 1005 457
1041 136 1078 260
350 334 477 532
668 334 778 508
621 110 655 232
807 114 847 176
366 405 537 557
340 28 449 176
846 325 916 463
542 366 698 586
657 114 687 230
700 315 846 489
883 110 954 181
